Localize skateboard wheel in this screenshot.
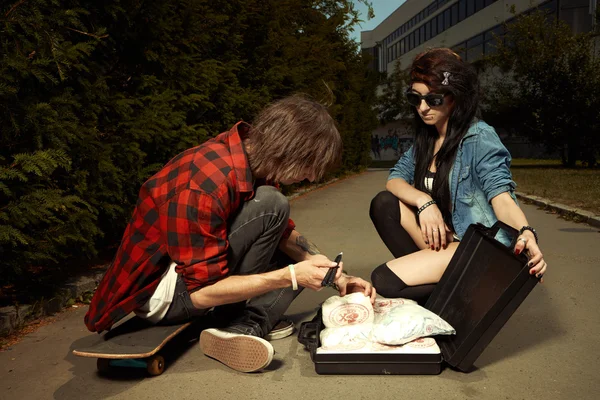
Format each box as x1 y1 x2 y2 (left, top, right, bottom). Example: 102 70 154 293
146 355 165 376
97 358 111 373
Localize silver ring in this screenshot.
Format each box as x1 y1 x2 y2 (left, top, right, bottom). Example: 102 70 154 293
432 228 438 232
518 237 528 244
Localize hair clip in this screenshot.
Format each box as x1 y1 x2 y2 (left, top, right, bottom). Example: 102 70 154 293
442 72 450 85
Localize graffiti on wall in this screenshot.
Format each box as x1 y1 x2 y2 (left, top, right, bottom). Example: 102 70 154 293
371 126 413 160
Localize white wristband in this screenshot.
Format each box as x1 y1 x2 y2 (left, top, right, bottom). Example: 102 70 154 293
288 264 298 290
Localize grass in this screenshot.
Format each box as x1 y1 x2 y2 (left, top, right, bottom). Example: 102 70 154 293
368 158 600 216
511 159 600 215
510 159 564 167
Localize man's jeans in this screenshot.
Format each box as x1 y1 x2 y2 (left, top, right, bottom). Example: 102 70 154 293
160 186 302 338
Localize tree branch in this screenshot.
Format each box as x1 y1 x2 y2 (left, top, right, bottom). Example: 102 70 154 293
5 0 26 18
65 27 109 39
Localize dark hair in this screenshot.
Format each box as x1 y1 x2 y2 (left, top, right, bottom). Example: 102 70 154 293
245 95 342 182
410 48 481 222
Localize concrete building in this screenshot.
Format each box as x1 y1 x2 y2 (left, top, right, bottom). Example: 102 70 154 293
362 0 598 161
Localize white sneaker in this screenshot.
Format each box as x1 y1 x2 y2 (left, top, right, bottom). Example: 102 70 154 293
200 328 274 372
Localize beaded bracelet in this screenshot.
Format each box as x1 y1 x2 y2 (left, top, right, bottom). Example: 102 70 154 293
417 200 436 216
519 226 538 244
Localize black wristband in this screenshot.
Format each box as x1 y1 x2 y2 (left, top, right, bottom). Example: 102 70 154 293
519 226 538 243
417 200 436 216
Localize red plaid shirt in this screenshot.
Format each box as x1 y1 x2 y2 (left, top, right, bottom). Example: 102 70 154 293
85 122 295 332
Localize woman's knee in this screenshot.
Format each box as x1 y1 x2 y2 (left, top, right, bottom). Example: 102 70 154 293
369 191 400 223
371 263 407 299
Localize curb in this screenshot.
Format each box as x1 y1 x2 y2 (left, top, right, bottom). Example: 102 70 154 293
0 269 108 337
287 178 340 201
0 177 345 339
515 192 600 229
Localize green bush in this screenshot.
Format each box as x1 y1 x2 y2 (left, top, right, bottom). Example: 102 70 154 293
0 0 378 287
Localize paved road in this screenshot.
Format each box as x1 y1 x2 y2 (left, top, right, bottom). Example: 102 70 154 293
1 170 598 400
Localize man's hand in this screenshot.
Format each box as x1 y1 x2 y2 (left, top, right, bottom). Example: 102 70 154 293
293 257 340 290
334 268 377 304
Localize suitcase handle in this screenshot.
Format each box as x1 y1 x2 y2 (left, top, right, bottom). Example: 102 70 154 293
486 221 520 249
297 321 319 351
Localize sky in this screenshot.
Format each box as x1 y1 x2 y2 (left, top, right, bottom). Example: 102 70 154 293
349 0 407 44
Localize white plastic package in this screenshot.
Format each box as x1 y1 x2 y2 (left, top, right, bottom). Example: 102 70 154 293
371 302 455 345
321 292 375 328
373 297 417 315
319 292 374 349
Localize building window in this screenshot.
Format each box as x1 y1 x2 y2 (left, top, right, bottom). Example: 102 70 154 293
484 24 505 41
483 24 504 55
467 44 483 61
431 19 437 37
467 0 475 17
444 8 451 29
420 25 425 44
466 33 484 61
438 13 444 32
467 33 483 48
475 0 485 12
484 40 498 55
453 42 466 60
400 39 405 55
451 3 459 26
459 0 467 21
425 21 431 41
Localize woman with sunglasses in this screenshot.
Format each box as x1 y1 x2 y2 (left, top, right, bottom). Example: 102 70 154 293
369 48 547 303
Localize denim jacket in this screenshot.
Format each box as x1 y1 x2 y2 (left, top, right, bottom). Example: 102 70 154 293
388 120 517 244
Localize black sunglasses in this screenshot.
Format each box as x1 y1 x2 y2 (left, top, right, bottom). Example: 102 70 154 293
406 91 445 107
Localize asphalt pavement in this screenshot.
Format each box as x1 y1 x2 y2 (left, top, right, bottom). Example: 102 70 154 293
1 170 598 400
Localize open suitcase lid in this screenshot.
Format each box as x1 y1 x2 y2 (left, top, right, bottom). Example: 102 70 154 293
424 222 539 372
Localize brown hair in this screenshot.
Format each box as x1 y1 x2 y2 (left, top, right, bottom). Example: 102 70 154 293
410 48 465 95
409 48 481 228
245 95 342 182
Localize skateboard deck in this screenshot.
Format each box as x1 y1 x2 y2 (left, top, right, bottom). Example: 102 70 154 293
73 316 193 376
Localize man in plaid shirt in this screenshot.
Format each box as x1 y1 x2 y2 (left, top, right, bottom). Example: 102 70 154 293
85 95 376 372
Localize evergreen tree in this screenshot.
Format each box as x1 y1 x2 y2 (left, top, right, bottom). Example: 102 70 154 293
0 0 378 288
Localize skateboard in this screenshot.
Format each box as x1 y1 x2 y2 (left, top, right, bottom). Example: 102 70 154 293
73 316 195 376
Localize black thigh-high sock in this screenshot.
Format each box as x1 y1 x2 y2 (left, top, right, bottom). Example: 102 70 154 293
370 191 420 258
371 263 436 305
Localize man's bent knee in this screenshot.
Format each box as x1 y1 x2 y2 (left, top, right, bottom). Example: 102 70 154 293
253 186 290 219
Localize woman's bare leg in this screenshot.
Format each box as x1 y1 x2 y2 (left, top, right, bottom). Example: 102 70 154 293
386 243 458 285
391 199 458 285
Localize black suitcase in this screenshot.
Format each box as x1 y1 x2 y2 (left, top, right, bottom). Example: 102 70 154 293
298 221 539 374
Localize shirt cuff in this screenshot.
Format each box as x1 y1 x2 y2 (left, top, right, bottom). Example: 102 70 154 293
487 184 515 203
283 218 296 239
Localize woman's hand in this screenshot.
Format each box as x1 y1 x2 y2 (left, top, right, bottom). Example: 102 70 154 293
514 233 547 283
417 199 451 251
